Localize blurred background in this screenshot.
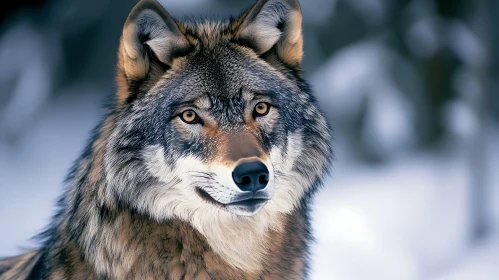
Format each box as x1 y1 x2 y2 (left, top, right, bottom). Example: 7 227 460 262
0 0 497 279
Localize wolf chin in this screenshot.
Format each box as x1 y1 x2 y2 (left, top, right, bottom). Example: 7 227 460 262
0 0 332 279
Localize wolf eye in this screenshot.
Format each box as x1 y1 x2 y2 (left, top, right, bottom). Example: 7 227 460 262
254 102 270 117
180 110 199 124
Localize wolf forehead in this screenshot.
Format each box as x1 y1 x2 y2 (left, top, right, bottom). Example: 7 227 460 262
156 46 286 102
138 42 309 123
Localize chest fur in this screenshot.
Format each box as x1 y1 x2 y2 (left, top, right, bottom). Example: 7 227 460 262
47 209 308 279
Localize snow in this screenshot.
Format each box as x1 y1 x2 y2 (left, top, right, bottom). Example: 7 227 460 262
432 238 499 280
310 129 499 279
311 156 465 279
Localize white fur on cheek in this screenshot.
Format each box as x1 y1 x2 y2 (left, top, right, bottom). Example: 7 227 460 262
140 146 208 221
268 132 308 213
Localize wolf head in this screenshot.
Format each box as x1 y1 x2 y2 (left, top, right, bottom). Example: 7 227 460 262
102 0 331 223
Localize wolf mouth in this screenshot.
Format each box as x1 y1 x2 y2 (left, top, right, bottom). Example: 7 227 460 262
227 198 268 209
195 187 270 209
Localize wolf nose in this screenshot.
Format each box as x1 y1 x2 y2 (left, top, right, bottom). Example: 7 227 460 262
232 161 269 192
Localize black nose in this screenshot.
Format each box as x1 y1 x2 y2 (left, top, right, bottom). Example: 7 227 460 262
232 161 269 192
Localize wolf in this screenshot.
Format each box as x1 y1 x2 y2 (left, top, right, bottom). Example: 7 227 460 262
0 0 332 279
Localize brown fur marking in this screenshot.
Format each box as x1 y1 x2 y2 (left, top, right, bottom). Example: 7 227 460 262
0 251 40 280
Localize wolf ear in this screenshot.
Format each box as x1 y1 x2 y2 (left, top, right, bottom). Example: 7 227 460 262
117 0 190 103
234 0 303 66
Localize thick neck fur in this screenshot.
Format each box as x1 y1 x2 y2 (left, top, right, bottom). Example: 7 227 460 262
38 115 310 279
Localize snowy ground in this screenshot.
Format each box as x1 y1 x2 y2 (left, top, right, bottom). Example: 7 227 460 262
311 148 499 280
0 88 498 279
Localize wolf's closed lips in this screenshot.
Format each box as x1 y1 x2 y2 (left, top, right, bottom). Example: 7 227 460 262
227 198 268 208
228 190 272 204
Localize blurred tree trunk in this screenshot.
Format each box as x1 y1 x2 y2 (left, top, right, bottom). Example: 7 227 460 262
490 0 499 121
468 0 492 240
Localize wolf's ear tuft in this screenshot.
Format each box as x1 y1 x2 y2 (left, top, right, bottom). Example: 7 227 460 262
117 0 190 101
235 0 303 66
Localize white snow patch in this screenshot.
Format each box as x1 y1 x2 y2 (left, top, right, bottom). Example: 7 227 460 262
311 151 475 279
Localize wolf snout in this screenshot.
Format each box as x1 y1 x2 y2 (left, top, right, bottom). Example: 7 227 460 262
231 160 269 193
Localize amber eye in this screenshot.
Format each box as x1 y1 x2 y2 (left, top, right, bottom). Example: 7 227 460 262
254 102 270 117
180 110 199 124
